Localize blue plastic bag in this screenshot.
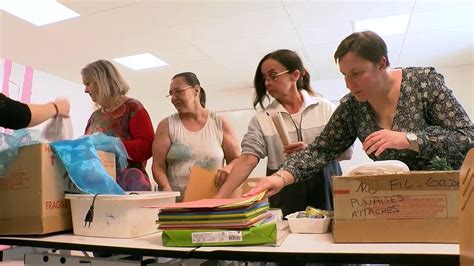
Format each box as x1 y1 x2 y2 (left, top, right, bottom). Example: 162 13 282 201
50 137 125 195
0 129 42 177
84 132 129 170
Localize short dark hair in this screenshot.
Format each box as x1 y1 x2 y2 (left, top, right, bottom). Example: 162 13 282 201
334 31 390 66
253 49 313 109
172 72 206 108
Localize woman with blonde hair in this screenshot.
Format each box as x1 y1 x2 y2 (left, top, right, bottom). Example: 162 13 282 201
82 59 154 191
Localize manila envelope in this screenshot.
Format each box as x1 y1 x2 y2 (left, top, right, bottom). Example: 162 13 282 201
183 166 242 202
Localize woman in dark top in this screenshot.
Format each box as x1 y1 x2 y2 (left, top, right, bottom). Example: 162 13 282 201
245 30 474 198
0 93 70 129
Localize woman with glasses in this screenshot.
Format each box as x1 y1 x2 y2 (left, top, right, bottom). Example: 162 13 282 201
215 49 352 216
244 31 474 199
82 59 154 191
152 72 240 201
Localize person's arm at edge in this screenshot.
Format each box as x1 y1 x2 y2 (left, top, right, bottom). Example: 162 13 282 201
245 97 358 198
216 114 265 197
215 154 259 198
213 114 242 187
415 68 474 168
121 108 155 162
27 98 70 127
0 93 31 129
151 118 172 191
221 114 241 164
243 169 294 198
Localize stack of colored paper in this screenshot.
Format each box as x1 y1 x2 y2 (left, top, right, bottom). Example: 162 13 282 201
156 191 269 230
152 192 289 247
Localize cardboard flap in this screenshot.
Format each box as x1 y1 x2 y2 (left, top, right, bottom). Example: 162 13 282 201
459 149 474 265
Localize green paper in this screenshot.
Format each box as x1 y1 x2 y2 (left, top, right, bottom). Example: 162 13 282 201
162 222 278 247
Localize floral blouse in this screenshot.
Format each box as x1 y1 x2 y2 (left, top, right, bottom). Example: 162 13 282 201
282 67 474 183
85 97 154 191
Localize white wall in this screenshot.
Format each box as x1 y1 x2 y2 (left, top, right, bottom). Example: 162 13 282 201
437 65 474 118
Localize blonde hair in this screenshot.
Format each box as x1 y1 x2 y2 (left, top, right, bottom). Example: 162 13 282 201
81 59 129 105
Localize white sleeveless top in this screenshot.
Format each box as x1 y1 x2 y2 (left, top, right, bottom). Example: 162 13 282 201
166 111 224 201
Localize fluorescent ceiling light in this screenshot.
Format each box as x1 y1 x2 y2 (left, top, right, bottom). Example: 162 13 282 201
113 53 169 70
354 14 410 36
0 0 79 27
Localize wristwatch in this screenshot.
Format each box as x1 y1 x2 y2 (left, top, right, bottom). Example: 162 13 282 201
406 132 418 148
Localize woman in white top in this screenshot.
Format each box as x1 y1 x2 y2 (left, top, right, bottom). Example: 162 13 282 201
152 72 240 201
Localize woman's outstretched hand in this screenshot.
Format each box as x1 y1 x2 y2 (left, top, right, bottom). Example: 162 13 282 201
243 175 285 198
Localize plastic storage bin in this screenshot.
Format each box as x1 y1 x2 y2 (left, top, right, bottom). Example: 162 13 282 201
65 191 180 238
285 211 332 234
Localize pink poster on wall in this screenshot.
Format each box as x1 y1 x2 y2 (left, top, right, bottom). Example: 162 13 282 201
1 59 35 132
2 59 34 103
2 59 12 97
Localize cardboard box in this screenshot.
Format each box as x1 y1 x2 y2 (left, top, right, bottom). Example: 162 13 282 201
0 144 115 235
332 171 459 243
460 149 474 265
66 191 179 238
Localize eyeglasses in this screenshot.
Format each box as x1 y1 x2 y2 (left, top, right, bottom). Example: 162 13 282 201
263 70 289 81
166 85 193 98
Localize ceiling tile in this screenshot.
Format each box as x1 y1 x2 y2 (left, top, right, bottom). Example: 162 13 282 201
409 4 473 33
1 0 472 105
59 0 141 16
297 22 353 46
413 0 473 12
172 5 293 42
399 28 474 67
286 1 415 28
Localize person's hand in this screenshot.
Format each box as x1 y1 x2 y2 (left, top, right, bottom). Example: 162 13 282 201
54 97 70 118
363 129 410 156
243 175 285 198
283 141 307 155
214 165 232 188
160 185 172 192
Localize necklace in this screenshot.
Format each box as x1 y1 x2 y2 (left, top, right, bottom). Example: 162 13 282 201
101 95 125 113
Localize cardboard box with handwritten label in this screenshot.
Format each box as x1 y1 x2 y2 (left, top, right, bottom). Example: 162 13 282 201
0 143 115 235
332 171 459 243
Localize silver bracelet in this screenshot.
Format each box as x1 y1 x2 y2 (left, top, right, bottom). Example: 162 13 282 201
273 172 286 186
